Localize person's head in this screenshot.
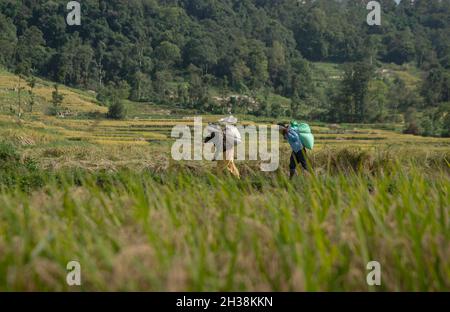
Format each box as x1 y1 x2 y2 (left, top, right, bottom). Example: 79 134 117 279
277 123 288 135
219 115 238 125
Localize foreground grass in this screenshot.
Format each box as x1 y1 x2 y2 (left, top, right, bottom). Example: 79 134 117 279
0 146 448 291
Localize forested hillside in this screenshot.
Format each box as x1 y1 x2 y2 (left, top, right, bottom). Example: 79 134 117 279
0 0 449 135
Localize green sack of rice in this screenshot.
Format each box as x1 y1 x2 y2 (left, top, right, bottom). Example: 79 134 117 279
295 123 314 150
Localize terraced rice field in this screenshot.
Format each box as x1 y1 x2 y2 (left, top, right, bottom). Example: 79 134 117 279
2 113 449 148
1 67 448 156
0 112 449 291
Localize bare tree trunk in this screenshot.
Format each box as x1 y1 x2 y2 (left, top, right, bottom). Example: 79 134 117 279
17 76 22 119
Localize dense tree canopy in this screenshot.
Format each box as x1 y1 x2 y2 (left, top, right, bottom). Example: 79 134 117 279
1 0 448 86
0 0 449 134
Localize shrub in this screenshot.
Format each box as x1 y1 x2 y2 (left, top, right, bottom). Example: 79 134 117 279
0 141 44 191
442 113 450 137
0 141 20 165
403 120 420 135
107 99 126 120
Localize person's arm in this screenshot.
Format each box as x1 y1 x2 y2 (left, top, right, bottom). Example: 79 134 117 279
204 132 215 144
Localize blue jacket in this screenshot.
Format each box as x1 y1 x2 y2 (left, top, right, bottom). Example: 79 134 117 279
285 127 303 153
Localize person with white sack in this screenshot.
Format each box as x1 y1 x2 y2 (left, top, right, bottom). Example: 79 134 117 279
204 115 242 179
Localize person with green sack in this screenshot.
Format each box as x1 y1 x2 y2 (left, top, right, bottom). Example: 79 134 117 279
278 120 314 178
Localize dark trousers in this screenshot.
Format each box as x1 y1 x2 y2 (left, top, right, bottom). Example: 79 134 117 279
290 148 308 172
